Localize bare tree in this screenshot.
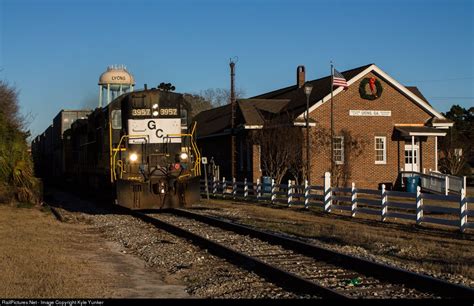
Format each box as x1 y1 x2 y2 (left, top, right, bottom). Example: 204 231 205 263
183 94 213 120
199 87 245 107
439 105 473 176
251 115 303 185
312 124 367 187
439 146 469 176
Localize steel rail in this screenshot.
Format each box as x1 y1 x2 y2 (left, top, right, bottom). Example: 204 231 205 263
171 208 474 299
130 210 347 299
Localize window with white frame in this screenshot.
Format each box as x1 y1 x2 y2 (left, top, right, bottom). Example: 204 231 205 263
375 136 386 164
333 136 344 164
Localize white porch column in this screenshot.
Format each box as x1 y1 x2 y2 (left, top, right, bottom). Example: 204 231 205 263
411 135 415 172
435 136 438 172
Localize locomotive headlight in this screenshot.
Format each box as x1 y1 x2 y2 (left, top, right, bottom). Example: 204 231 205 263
129 153 138 162
152 110 159 117
179 152 188 161
152 103 158 109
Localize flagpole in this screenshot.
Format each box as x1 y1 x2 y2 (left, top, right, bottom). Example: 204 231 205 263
330 62 334 183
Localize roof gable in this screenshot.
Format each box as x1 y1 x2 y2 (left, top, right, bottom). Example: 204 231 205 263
294 64 445 120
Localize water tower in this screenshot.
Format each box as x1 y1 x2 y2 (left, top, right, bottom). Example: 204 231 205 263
98 65 135 107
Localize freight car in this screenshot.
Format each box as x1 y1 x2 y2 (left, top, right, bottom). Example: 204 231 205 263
32 89 201 209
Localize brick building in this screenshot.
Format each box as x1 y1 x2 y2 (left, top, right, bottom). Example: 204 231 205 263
193 64 452 189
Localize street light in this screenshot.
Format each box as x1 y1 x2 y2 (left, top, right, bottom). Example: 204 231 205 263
304 83 313 184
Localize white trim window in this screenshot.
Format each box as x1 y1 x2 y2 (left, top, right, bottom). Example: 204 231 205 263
333 136 344 164
375 136 386 164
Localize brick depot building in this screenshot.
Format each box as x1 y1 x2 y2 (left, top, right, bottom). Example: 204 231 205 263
193 64 452 189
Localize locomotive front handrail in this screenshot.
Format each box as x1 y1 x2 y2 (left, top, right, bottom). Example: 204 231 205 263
168 121 201 177
109 122 149 182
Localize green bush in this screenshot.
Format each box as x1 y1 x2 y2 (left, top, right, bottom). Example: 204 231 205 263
0 81 39 204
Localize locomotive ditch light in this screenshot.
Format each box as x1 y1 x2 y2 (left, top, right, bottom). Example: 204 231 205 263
179 152 188 161
129 153 139 162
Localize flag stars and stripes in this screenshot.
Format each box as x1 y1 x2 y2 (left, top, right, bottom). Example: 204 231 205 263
332 69 348 88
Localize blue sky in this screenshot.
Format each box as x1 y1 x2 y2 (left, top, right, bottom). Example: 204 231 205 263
1 0 473 137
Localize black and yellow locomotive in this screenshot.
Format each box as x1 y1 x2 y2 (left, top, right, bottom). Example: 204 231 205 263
32 89 201 209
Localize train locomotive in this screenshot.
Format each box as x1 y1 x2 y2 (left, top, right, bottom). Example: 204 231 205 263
32 89 201 209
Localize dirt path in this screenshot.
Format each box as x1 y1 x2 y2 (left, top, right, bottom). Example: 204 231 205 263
0 205 189 298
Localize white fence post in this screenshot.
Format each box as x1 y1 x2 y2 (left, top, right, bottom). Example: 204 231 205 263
271 179 276 204
460 188 467 233
232 177 237 199
381 184 387 222
222 177 226 198
287 179 292 207
244 178 248 199
304 180 309 209
351 182 357 217
256 179 261 201
324 172 332 213
212 176 217 196
416 186 423 225
445 176 449 196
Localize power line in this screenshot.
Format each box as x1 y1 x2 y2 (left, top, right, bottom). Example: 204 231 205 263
404 77 474 83
428 96 474 99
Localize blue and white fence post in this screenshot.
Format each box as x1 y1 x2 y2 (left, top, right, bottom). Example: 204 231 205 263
304 179 309 209
351 182 357 217
324 172 332 212
381 184 387 222
287 179 292 207
256 179 261 201
232 177 237 199
212 176 217 196
244 178 248 199
460 188 467 233
416 186 423 225
222 177 226 198
445 176 449 196
271 179 276 204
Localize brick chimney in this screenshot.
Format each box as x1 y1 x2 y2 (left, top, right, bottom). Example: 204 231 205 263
297 65 305 88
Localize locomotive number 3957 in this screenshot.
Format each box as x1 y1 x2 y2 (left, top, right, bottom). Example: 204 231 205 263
160 108 178 116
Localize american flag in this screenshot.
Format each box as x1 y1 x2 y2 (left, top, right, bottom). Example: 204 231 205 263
332 69 348 88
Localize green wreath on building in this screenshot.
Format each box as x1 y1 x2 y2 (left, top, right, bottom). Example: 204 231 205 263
359 77 383 100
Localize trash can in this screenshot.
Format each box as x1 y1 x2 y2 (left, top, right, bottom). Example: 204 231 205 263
262 176 272 193
406 176 420 193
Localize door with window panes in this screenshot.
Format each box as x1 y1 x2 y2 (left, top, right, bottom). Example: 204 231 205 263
404 144 419 172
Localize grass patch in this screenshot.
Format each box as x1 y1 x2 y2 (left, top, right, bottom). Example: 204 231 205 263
0 205 114 298
16 202 35 209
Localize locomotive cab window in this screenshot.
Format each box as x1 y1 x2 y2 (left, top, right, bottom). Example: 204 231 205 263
111 110 122 129
181 108 188 128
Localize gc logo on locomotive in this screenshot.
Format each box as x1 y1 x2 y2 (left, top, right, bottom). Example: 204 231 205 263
128 118 181 144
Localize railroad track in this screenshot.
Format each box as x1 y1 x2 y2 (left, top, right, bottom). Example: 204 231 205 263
128 208 474 299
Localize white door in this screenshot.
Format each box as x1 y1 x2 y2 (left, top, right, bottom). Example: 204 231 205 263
404 144 419 172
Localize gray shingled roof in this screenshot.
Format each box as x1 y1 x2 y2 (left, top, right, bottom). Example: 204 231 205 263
252 64 373 115
193 99 291 138
193 104 232 138
194 64 438 138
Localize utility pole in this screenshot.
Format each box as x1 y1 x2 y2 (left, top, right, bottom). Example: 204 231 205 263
330 62 334 181
230 58 237 179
